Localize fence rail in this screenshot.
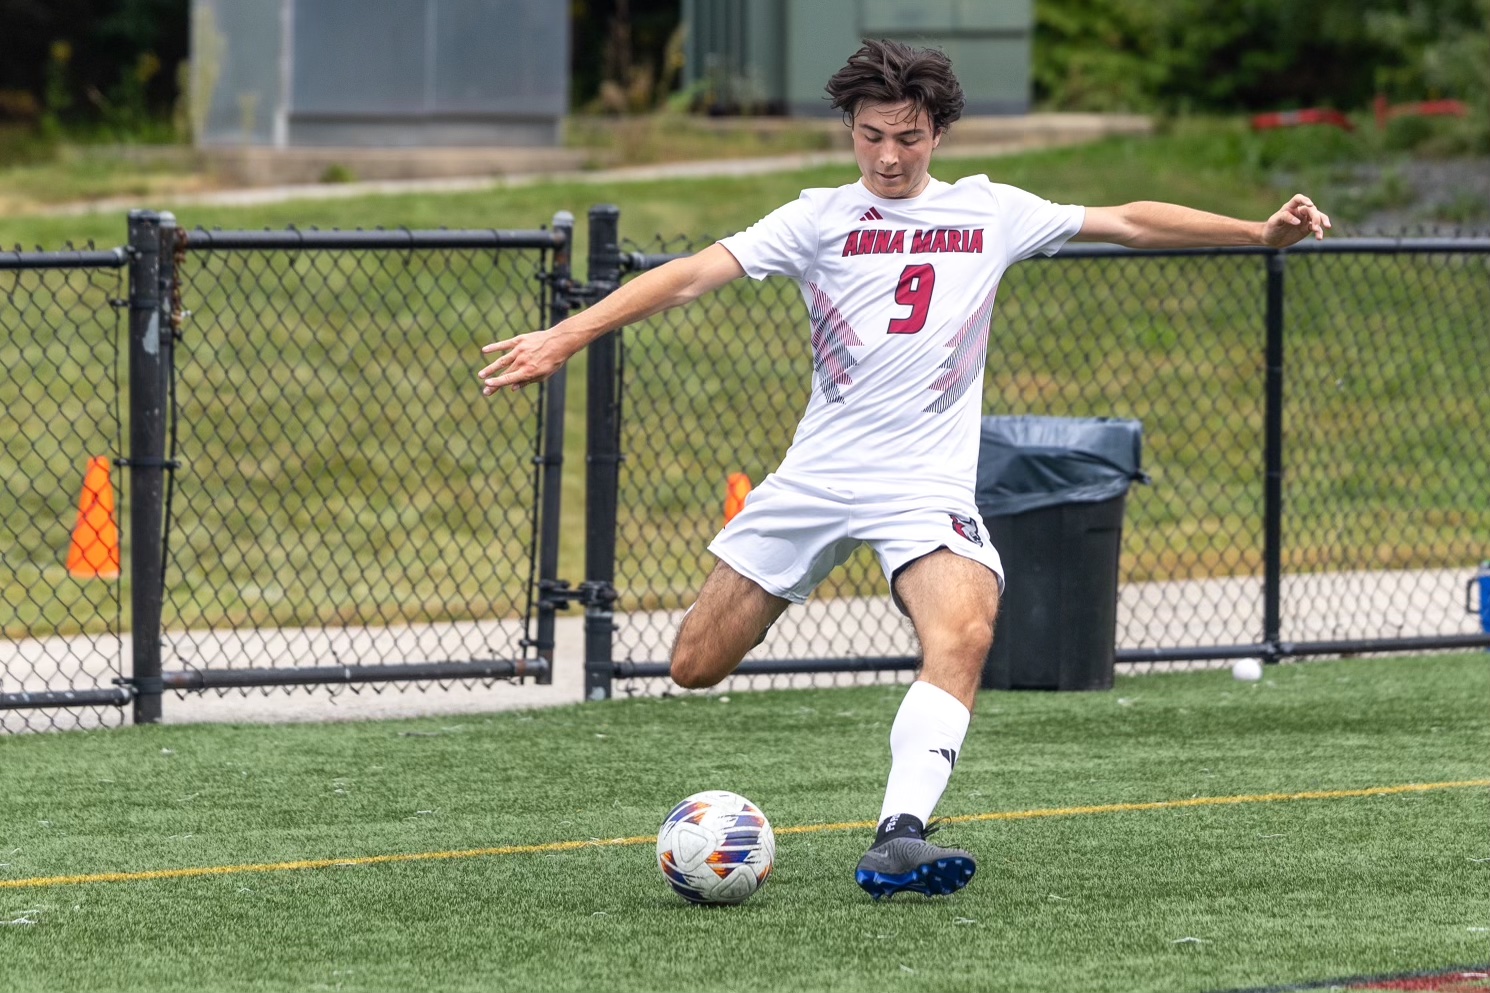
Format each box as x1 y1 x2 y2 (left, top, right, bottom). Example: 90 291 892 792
0 248 129 269
3 207 1487 730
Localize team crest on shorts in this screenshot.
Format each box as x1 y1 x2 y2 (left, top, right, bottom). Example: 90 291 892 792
949 513 983 546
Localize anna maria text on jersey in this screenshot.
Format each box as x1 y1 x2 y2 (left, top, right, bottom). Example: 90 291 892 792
840 228 985 257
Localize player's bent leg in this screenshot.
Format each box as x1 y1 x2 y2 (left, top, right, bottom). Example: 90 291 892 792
669 561 791 689
857 548 999 899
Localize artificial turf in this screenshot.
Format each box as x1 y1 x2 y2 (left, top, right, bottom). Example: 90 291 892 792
1 653 1487 992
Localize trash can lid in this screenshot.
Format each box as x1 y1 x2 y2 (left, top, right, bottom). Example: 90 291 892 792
976 415 1146 516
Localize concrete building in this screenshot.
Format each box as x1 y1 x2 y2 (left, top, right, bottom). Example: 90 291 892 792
190 0 569 148
682 0 1032 117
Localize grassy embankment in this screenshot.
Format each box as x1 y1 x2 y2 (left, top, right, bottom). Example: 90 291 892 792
4 119 1485 634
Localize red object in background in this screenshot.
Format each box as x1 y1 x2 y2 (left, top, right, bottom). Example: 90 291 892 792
1251 98 1468 134
1374 93 1469 129
1250 108 1355 132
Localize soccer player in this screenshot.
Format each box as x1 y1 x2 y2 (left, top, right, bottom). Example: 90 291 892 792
478 39 1329 899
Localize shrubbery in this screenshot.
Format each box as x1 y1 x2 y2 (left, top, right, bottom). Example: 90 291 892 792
1034 0 1489 116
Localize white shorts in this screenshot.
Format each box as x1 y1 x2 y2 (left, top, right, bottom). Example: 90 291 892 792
706 473 1004 609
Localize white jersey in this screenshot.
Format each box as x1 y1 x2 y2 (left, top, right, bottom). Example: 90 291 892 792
719 175 1083 503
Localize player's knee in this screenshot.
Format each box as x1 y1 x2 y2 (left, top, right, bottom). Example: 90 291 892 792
967 613 997 653
669 648 723 689
668 627 727 688
927 614 996 660
965 617 997 663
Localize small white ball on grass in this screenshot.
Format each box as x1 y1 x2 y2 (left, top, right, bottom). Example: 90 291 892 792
1232 658 1263 682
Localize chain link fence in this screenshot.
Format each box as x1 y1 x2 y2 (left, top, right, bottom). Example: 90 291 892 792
0 248 131 732
1 218 568 733
600 232 1490 697
4 209 1487 730
162 227 563 702
1282 248 1489 645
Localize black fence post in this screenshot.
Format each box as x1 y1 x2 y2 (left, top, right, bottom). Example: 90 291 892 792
1263 251 1286 663
531 211 574 685
584 205 623 701
126 210 172 723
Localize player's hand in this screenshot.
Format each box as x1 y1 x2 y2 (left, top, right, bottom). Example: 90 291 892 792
1261 194 1331 248
477 330 569 395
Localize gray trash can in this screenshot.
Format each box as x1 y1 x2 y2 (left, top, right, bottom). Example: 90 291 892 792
975 416 1146 691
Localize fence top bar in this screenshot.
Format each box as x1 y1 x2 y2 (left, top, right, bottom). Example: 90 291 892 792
1053 237 1490 259
0 247 129 270
183 227 566 252
623 237 1490 273
1286 236 1490 254
1052 243 1273 259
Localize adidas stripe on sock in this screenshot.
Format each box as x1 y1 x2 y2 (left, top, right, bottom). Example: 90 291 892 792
877 679 972 826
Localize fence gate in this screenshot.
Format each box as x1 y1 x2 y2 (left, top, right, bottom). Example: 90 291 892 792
156 218 572 711
2 212 574 731
0 246 131 732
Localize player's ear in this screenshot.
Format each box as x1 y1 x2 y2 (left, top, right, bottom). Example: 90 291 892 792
932 127 944 149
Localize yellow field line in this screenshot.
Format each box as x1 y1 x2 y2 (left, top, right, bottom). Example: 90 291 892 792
3 779 1484 892
776 779 1490 834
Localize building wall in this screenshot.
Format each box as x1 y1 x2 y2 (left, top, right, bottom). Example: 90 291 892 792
193 0 568 148
683 0 787 113
192 0 286 146
685 0 1032 117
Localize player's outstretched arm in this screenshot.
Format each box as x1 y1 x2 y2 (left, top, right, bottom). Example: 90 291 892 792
1074 194 1331 250
478 243 745 395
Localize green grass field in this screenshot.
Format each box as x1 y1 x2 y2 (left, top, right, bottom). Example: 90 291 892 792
0 118 1339 255
3 653 1487 992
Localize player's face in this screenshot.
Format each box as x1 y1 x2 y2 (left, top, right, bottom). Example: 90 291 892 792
851 101 942 200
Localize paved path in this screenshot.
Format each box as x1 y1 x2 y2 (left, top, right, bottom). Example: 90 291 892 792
4 567 1481 732
37 114 1152 218
32 144 1066 218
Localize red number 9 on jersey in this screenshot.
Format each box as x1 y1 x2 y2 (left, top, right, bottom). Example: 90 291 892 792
888 263 936 335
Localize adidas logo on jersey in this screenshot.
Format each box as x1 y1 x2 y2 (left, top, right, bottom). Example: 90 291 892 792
858 206 884 221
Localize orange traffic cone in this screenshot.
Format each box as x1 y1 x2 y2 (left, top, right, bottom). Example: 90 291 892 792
67 456 120 580
724 472 752 525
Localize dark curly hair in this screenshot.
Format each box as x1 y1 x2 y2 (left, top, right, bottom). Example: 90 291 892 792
825 39 966 135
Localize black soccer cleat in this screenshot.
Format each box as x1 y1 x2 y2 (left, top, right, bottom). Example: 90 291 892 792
854 832 976 900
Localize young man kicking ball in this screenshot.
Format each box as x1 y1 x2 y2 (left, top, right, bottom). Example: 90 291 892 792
478 39 1330 899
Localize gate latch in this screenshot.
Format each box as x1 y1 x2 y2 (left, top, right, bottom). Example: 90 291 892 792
539 578 617 611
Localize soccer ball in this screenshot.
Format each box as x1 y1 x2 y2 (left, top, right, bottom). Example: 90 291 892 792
656 790 775 905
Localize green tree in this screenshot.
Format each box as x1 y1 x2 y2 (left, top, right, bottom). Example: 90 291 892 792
1034 0 1488 113
0 0 188 128
570 0 681 112
1032 0 1164 111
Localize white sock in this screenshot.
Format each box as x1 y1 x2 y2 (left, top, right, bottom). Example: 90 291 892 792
877 680 972 826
